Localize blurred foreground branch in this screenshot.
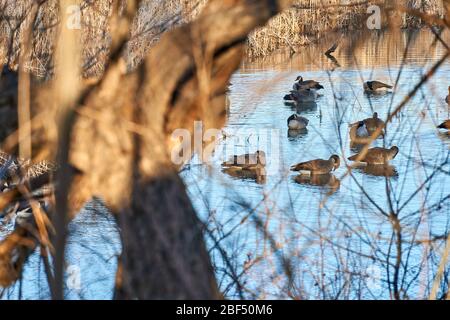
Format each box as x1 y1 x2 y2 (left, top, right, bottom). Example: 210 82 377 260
0 0 293 299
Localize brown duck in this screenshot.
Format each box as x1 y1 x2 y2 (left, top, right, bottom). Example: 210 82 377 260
293 76 324 91
348 146 399 165
287 114 309 130
350 112 385 142
291 155 340 175
438 120 450 130
284 88 318 103
364 81 393 92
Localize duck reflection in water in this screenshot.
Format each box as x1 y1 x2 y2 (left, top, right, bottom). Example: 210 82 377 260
437 131 450 145
294 173 341 193
364 90 393 99
354 163 399 178
222 164 267 184
283 100 318 113
288 128 308 139
295 101 318 113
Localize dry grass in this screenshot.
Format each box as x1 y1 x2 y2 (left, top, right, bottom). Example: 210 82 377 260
247 0 369 58
0 0 446 77
247 0 447 58
126 0 447 59
242 28 450 70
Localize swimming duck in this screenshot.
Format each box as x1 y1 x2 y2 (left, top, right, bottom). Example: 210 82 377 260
350 121 369 141
349 112 385 142
222 150 266 167
284 90 316 101
348 146 399 165
287 114 309 130
446 86 450 104
362 112 385 133
363 81 393 92
293 76 324 91
291 155 340 175
437 120 450 130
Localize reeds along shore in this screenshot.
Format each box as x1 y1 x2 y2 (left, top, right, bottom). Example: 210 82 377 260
246 0 448 58
241 28 450 71
0 0 447 79
178 0 448 58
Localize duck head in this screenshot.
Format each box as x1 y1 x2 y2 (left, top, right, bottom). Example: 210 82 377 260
373 112 379 119
283 93 293 101
288 113 299 121
330 155 341 170
390 146 399 158
295 76 303 82
288 114 309 125
357 121 365 129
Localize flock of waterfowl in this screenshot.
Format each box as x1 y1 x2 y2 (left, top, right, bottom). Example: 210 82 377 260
284 76 403 188
221 77 450 188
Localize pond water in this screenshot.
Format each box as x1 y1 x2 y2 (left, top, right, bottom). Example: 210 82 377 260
183 29 450 299
1 29 449 300
1 199 121 299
